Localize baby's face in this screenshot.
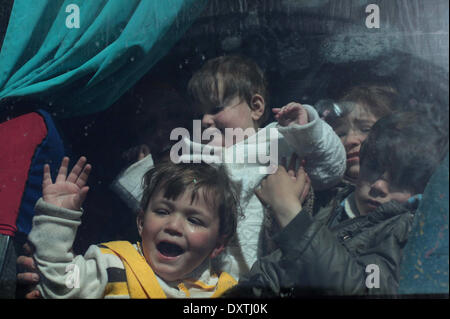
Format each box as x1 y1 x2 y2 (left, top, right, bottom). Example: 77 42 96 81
354 171 413 215
200 96 257 147
138 187 224 282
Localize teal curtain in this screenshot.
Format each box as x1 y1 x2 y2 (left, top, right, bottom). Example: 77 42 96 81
0 0 207 118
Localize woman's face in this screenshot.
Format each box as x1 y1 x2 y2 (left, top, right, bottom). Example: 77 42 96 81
333 104 379 183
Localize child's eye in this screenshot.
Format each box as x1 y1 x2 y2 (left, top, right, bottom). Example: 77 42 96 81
188 217 205 227
154 209 169 216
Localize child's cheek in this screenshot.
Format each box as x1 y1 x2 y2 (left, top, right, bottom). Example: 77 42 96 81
141 218 159 242
214 112 228 129
354 184 370 212
185 228 217 252
390 191 413 204
216 111 240 130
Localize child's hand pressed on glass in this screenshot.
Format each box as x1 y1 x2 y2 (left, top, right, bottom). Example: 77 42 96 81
273 102 309 127
42 157 91 211
255 155 311 228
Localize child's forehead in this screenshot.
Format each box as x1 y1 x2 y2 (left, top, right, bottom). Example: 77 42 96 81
349 103 378 121
193 73 243 112
152 185 220 216
331 104 377 129
196 93 242 114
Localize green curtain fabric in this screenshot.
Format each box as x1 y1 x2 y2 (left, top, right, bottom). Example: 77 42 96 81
0 0 207 118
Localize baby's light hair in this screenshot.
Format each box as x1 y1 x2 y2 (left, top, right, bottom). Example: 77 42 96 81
188 55 269 126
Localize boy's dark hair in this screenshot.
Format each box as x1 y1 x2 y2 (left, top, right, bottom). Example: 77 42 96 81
359 111 448 194
188 55 269 126
140 160 240 244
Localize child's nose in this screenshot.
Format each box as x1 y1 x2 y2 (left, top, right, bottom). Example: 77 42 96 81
369 179 389 198
344 130 364 150
164 215 183 236
201 114 215 129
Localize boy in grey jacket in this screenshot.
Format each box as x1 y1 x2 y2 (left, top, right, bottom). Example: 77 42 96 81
224 111 448 297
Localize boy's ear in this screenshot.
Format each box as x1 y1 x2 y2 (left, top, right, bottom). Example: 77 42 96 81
210 235 227 259
136 209 145 237
250 94 265 123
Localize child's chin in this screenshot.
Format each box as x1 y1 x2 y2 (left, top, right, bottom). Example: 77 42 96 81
153 265 182 282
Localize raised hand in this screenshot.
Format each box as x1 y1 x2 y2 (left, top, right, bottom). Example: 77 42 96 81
42 157 91 211
273 102 309 127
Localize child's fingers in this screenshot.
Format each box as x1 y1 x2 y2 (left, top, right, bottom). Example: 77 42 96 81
287 169 296 179
67 156 87 183
272 108 281 113
17 271 39 285
254 187 269 208
55 157 69 183
75 164 91 188
77 186 90 206
22 242 35 257
25 289 41 299
299 175 311 204
42 164 53 189
295 166 308 189
16 255 36 273
287 153 298 172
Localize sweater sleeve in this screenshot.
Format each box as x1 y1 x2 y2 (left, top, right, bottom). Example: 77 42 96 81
276 104 346 190
28 198 113 298
274 211 407 295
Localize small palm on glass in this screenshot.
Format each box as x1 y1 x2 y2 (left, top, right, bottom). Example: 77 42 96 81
42 157 91 211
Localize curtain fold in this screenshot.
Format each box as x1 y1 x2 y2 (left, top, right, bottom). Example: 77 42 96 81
0 0 207 118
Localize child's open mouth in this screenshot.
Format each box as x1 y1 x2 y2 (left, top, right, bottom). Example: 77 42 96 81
157 241 185 257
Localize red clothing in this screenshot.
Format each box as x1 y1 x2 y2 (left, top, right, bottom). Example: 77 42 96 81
0 113 47 236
